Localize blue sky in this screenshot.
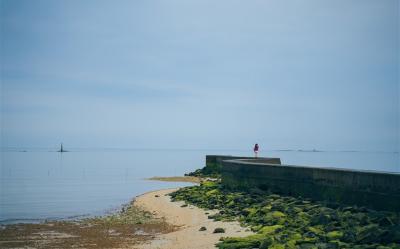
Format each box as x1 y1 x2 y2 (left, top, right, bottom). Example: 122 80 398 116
1 0 399 151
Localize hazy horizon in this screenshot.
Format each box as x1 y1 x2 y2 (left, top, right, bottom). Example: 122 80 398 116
1 146 399 153
1 0 399 153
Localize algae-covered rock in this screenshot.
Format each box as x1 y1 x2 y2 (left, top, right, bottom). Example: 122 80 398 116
269 244 285 249
356 224 383 243
296 242 317 249
259 225 283 234
326 230 343 240
169 180 400 249
310 213 331 225
206 189 219 197
307 226 324 236
217 237 260 249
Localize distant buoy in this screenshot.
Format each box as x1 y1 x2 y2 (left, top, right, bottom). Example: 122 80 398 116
58 143 67 152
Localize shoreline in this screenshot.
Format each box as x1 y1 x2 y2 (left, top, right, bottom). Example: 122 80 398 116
1 176 243 249
2 175 399 248
0 177 200 248
0 176 198 226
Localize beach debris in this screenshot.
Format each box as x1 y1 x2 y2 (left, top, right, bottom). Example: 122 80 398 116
199 226 207 231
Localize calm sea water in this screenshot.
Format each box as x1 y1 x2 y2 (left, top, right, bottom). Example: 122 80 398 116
0 149 398 224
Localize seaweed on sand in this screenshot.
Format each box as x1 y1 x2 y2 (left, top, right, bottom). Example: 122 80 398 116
170 181 400 249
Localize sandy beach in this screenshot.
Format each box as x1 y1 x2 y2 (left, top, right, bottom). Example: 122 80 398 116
0 186 252 249
133 188 253 249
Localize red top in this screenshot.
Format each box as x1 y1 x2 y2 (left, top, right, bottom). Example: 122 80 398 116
254 144 259 152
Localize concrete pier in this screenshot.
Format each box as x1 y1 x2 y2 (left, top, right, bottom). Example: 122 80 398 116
212 156 400 211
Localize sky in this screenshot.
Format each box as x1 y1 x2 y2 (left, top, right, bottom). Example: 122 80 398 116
0 0 399 151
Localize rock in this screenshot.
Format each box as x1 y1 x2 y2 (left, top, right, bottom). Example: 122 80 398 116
298 242 316 249
213 227 225 233
259 237 273 249
316 242 339 249
342 231 356 243
326 231 343 240
380 225 400 243
169 177 400 248
199 226 207 231
356 224 384 243
378 216 394 226
311 214 331 225
154 195 159 197
258 225 283 234
342 206 356 212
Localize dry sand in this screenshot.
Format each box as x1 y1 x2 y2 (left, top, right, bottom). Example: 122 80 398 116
133 188 253 249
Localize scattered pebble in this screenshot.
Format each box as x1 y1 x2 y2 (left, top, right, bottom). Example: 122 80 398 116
213 228 225 233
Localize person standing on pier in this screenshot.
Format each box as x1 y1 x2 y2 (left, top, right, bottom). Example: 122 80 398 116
253 143 259 158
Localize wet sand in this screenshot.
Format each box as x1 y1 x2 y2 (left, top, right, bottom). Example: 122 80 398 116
0 202 175 249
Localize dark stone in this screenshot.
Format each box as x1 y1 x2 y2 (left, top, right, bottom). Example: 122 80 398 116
199 226 207 231
213 227 225 233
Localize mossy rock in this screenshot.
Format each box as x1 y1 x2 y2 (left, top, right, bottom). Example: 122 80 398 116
269 244 285 249
170 179 400 249
206 189 219 197
307 226 324 236
202 181 218 188
259 225 283 234
326 231 343 240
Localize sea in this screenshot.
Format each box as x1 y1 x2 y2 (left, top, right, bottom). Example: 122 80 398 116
0 148 399 224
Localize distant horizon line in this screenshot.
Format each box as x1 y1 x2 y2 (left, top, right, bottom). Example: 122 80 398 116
0 146 398 154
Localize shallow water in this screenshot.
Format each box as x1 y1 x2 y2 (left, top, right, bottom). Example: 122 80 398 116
0 149 398 224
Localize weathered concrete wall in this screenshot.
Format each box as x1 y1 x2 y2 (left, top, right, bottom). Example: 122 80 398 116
206 155 281 167
221 159 400 211
201 155 280 176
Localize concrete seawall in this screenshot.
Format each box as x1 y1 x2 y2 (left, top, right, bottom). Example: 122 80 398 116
206 155 281 166
216 156 400 211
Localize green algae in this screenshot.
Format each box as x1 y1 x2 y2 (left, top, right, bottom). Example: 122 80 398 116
84 201 156 226
185 162 222 178
170 181 400 249
326 231 343 240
